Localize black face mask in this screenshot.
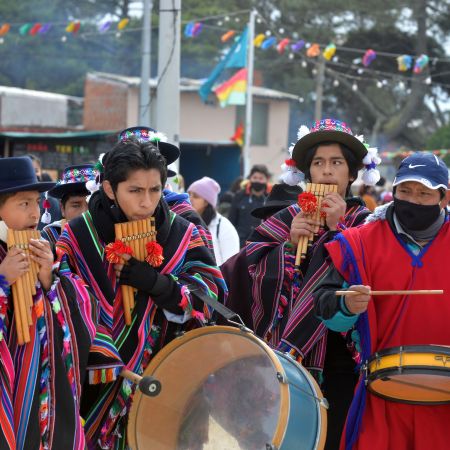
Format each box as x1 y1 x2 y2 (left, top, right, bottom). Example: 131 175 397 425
393 198 442 231
250 181 267 192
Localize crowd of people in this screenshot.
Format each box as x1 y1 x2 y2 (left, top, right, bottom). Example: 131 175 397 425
0 119 448 449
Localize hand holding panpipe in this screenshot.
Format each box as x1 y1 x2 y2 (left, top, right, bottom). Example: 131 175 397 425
7 229 41 345
295 183 338 270
114 218 157 326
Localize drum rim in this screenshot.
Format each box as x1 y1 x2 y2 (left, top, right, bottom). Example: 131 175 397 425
368 344 450 362
275 351 328 450
127 325 291 450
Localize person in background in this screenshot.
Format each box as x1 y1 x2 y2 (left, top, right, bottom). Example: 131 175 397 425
228 164 271 247
358 184 378 211
26 154 62 230
188 176 240 265
41 164 98 246
217 175 243 217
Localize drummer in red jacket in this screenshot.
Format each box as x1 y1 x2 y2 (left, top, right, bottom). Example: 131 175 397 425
312 152 450 450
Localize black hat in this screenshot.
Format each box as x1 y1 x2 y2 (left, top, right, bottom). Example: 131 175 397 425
251 183 302 219
292 119 368 172
48 164 98 199
0 157 55 194
118 126 180 177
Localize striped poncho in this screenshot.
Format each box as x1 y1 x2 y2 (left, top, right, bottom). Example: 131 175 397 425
246 198 369 372
56 191 227 449
0 243 97 450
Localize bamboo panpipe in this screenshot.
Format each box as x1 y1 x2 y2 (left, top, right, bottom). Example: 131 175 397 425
295 183 338 269
114 218 157 326
335 289 444 296
7 229 41 345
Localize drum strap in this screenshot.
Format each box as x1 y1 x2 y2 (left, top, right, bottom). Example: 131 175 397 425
187 284 242 323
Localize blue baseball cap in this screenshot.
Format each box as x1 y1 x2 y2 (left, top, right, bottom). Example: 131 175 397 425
392 152 449 190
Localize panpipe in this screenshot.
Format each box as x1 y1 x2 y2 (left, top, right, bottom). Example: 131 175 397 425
7 229 41 345
115 218 157 326
295 183 338 270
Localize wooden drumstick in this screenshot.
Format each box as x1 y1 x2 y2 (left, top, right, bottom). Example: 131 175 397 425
120 369 162 397
335 289 444 296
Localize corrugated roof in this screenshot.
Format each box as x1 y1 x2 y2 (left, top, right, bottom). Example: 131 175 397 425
88 72 299 101
0 130 115 139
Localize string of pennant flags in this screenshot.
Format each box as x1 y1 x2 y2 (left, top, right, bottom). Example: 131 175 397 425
0 18 131 37
184 22 442 76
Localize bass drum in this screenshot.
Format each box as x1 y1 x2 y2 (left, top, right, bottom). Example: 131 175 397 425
128 325 327 450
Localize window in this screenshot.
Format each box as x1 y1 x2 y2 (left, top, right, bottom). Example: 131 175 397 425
236 102 269 146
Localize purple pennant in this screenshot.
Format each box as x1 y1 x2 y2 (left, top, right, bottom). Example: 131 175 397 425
98 20 112 33
192 22 203 37
291 39 305 52
38 23 52 34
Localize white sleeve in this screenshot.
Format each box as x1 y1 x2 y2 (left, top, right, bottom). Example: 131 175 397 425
217 216 240 264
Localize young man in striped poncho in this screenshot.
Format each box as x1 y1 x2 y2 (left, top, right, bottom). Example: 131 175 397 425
245 119 380 450
56 136 227 449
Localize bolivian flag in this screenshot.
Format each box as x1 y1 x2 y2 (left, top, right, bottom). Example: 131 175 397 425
214 68 247 107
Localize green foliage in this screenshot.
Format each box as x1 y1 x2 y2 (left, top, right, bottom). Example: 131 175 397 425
426 125 450 149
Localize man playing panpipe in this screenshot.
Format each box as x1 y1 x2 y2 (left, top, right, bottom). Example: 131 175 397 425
245 119 381 449
56 133 227 449
118 126 214 254
312 152 450 450
0 157 98 449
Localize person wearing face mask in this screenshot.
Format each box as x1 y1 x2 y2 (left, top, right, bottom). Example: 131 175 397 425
228 164 271 247
312 152 450 450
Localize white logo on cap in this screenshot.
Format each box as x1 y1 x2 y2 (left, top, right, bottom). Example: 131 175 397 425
408 164 426 169
420 178 432 187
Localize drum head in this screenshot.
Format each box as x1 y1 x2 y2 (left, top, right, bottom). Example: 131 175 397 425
128 326 288 450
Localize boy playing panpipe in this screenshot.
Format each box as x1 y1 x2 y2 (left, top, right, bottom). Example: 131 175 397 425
0 157 97 449
244 119 381 449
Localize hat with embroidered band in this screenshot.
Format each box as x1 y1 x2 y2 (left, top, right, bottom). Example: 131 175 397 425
292 119 368 172
118 126 180 177
392 152 449 190
0 157 55 194
48 164 98 199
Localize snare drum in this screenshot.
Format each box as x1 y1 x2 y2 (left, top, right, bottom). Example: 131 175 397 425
367 345 450 404
128 325 328 449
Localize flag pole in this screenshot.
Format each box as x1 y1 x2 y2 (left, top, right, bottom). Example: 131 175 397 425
243 9 256 177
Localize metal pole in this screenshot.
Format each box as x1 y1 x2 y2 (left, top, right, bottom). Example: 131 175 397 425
314 57 325 121
242 9 256 177
156 0 181 157
139 0 153 125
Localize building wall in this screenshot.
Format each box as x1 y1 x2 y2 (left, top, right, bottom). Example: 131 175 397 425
0 88 68 128
85 79 291 179
83 75 128 130
252 100 290 179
